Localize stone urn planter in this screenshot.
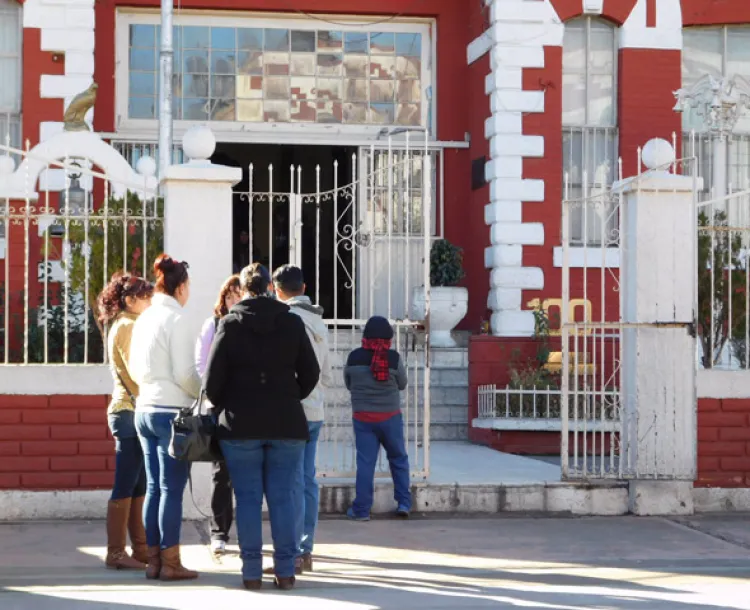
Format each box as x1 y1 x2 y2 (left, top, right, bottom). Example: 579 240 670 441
411 239 467 348
412 286 469 348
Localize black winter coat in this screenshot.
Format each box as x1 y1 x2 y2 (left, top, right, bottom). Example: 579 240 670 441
204 296 320 441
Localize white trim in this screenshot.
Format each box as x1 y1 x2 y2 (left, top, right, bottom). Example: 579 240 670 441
473 418 620 432
467 31 493 65
0 365 112 395
693 488 750 513
620 0 682 51
0 237 5 259
697 369 750 399
553 246 620 268
116 10 436 138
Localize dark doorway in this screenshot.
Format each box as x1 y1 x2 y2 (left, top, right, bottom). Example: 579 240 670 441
212 143 357 319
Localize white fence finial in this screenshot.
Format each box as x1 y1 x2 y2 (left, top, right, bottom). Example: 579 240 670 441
642 138 676 172
182 126 216 165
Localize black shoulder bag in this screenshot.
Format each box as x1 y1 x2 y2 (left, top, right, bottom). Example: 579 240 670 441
168 390 223 463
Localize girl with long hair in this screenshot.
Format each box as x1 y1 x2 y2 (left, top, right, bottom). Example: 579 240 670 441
195 274 241 554
97 272 154 570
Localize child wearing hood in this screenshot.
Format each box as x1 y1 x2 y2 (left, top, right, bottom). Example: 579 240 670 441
344 315 411 520
273 265 333 573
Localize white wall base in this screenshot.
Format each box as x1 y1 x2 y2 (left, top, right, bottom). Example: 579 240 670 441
629 481 694 516
693 488 750 512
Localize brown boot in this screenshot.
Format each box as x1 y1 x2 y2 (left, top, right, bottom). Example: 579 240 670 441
105 499 146 570
145 546 161 580
128 496 148 564
159 546 198 581
274 576 296 590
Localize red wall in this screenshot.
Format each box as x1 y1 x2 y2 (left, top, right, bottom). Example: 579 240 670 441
697 397 750 488
0 395 115 490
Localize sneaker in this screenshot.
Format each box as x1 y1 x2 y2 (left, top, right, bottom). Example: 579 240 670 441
346 507 370 522
211 540 226 555
396 505 410 518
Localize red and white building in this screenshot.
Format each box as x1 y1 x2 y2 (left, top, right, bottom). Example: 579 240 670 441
1 0 750 510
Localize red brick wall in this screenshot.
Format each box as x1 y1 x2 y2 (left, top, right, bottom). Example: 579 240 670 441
697 397 750 488
0 395 114 490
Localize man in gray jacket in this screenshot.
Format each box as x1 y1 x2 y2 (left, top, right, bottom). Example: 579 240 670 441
272 265 333 573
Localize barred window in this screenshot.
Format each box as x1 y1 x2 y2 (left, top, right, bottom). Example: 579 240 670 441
0 0 21 149
562 17 618 247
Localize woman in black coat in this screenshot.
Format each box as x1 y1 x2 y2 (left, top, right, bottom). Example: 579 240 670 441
205 263 320 591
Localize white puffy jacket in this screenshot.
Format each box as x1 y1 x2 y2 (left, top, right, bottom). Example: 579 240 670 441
129 293 202 411
284 296 333 422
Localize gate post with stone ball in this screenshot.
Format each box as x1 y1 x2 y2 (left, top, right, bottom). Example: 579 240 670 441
617 138 698 516
161 126 241 517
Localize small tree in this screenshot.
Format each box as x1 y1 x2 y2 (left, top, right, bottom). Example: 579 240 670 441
697 210 747 368
430 239 465 287
63 192 164 334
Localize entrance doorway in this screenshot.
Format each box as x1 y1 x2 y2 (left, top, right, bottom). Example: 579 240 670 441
213 143 356 319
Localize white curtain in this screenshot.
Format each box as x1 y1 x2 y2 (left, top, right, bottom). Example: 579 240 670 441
0 0 21 114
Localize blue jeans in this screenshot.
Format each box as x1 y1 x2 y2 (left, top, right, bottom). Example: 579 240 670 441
135 411 190 549
352 413 411 517
296 420 323 556
108 410 146 500
220 439 305 580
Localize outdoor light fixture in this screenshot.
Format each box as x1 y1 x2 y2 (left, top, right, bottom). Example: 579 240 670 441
51 162 90 236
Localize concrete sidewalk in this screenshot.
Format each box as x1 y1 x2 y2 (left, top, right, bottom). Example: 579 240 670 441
1 514 749 609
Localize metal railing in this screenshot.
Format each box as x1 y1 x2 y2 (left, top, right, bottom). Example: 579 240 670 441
0 142 160 365
696 188 750 370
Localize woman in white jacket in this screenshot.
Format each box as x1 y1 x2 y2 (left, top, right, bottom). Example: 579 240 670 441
129 254 201 582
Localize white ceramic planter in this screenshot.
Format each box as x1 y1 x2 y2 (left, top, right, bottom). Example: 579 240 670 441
411 286 468 348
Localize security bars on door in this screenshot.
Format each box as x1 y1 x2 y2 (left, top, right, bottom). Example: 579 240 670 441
0 142 159 365
237 133 435 478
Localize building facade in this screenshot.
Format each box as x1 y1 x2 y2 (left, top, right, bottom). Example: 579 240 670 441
1 0 750 497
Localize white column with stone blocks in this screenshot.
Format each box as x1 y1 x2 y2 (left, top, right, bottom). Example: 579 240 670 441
616 139 698 516
482 0 563 337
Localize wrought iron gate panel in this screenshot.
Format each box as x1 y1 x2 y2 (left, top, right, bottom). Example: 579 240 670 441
561 184 626 480
237 136 433 478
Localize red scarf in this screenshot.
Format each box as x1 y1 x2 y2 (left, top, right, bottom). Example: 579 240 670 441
362 338 391 381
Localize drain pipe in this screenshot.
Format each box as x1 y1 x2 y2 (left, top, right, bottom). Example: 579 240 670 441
158 0 174 185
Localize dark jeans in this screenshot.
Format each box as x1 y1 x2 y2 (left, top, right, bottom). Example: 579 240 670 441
135 410 190 549
351 413 411 517
220 439 305 580
108 410 146 501
211 460 233 542
296 420 323 556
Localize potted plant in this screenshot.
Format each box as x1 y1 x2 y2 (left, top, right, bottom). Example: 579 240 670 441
411 239 468 347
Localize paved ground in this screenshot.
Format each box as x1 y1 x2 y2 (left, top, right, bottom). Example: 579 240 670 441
1 514 749 609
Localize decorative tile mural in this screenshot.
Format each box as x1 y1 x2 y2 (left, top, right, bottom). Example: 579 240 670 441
128 24 425 126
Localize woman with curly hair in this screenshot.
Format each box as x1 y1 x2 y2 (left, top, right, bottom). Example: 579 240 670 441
195 274 241 555
97 272 154 570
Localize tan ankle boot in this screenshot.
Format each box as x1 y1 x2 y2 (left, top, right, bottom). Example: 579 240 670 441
128 496 148 564
159 546 198 581
105 499 146 570
145 546 161 580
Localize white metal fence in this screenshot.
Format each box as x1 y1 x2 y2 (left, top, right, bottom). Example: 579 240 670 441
695 188 750 370
0 142 159 364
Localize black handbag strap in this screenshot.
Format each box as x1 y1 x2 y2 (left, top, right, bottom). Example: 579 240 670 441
187 468 213 520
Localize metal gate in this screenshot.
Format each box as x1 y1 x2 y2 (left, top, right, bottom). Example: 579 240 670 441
238 134 435 478
560 182 625 480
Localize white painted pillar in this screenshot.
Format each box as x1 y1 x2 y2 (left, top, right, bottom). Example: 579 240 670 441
617 138 698 515
162 126 241 338
161 126 241 519
480 0 563 337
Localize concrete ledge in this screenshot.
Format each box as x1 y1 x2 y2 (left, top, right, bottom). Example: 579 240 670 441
0 365 111 395
698 369 750 398
693 487 750 512
629 481 694 516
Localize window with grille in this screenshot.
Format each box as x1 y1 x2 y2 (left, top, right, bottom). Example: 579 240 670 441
0 0 21 150
562 17 618 247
